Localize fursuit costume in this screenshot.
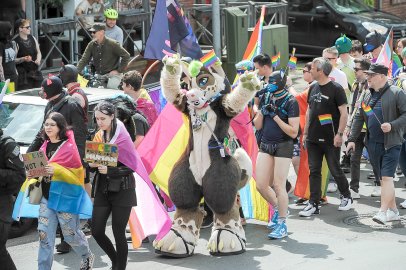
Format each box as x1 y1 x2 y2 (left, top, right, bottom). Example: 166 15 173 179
153 55 261 257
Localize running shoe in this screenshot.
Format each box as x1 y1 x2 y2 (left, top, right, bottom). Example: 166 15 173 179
268 221 288 239
299 203 320 217
386 209 401 222
267 209 279 230
372 211 387 225
338 196 353 211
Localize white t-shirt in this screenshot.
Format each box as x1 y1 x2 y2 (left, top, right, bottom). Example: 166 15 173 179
329 67 348 90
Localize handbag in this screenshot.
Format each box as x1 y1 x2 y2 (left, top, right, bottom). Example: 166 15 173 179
28 177 43 205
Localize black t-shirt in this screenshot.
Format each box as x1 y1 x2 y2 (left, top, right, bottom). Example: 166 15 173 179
0 41 17 80
133 113 149 137
42 140 64 200
261 94 299 144
307 81 347 145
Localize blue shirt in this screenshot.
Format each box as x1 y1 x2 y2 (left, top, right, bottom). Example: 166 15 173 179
367 91 384 143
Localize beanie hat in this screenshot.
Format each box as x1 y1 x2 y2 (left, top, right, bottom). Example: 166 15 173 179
41 76 63 99
335 35 352 54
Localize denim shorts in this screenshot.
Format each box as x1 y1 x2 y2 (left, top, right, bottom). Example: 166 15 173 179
367 141 401 179
259 140 294 158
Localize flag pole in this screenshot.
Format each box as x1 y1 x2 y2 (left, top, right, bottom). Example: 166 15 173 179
212 0 221 57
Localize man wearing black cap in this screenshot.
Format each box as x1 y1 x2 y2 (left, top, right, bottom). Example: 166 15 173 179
27 76 87 253
347 63 406 225
77 22 130 78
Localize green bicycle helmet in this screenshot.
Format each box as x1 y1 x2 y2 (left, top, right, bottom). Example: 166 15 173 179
104 8 118 19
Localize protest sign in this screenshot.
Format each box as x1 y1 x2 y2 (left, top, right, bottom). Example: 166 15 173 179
85 141 118 167
22 150 48 177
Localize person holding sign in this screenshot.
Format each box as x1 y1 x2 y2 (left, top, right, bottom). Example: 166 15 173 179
13 112 94 270
90 101 137 270
0 128 25 270
299 57 352 217
347 63 406 224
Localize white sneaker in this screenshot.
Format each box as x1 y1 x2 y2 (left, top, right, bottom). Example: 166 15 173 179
386 209 401 222
400 200 406 209
372 211 387 225
299 203 320 217
371 186 381 197
338 196 353 211
350 189 360 199
327 182 338 193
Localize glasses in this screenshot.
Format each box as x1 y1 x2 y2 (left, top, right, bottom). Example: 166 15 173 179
21 26 31 29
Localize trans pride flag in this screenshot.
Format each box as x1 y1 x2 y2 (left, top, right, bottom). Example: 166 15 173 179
94 120 171 248
376 29 393 77
12 131 92 220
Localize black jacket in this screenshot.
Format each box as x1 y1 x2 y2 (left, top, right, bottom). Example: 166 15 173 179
0 131 26 223
27 91 87 158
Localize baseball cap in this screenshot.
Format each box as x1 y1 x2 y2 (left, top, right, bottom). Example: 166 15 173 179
364 63 388 76
89 23 105 32
364 31 383 53
41 76 63 99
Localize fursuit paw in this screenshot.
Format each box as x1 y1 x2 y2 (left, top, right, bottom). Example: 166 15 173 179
162 54 182 77
154 217 199 258
239 71 261 92
208 219 246 256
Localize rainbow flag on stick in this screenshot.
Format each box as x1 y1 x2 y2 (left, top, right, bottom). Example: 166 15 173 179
287 56 297 69
362 102 382 124
200 49 219 68
271 52 280 68
376 28 393 78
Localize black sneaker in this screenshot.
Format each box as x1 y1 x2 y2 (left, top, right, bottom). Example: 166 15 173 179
295 198 308 205
56 240 71 254
299 202 320 217
201 215 213 229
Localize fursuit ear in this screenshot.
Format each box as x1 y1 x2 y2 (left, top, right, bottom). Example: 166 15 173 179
209 61 226 78
181 60 192 79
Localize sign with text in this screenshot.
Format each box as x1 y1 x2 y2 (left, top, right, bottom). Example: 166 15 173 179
22 151 48 178
85 141 118 167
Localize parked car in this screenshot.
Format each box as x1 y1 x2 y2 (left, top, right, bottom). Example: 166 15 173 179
0 84 159 238
287 0 406 56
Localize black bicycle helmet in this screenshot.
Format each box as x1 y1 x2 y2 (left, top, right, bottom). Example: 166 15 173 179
59 64 79 85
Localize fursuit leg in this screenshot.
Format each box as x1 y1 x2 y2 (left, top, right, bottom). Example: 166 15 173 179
154 157 204 258
208 201 246 256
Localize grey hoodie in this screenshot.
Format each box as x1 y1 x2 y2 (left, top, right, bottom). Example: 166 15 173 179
349 83 406 149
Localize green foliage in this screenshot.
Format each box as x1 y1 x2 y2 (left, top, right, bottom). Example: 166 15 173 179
363 0 375 7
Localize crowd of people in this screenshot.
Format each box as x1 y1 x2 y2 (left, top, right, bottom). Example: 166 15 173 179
1 10 406 270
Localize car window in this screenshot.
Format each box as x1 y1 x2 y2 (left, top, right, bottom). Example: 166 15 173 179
86 102 98 140
0 102 45 145
288 0 313 12
325 0 371 13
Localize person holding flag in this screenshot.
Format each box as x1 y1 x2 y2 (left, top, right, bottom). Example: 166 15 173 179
299 57 352 217
347 63 406 224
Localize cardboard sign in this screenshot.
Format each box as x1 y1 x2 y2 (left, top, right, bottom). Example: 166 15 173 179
85 141 118 167
22 151 48 177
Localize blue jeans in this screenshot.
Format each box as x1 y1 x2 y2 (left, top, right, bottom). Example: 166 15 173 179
38 198 91 270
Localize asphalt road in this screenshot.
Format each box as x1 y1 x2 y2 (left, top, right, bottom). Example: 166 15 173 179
7 161 406 270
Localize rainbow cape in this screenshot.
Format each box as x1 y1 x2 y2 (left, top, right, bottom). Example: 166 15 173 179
12 131 92 220
293 90 330 200
94 120 171 248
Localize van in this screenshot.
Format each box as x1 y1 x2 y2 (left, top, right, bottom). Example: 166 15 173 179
287 0 406 56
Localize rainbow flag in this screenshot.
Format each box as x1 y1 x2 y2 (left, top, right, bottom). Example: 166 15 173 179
242 6 265 61
287 56 297 69
13 131 92 221
271 52 281 68
200 50 219 68
318 114 333 125
362 102 373 116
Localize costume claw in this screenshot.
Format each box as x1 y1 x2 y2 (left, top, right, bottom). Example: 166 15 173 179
230 240 235 249
218 240 224 251
168 241 176 252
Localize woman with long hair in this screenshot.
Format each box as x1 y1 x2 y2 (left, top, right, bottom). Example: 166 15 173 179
13 112 94 270
90 101 137 270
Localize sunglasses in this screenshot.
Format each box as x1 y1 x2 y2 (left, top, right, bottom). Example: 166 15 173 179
21 26 31 29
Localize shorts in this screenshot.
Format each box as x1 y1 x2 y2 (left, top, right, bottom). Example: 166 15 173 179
293 140 301 157
259 140 294 158
367 141 401 179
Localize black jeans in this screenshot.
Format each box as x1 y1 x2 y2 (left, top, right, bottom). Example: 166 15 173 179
350 132 365 192
307 141 351 203
0 221 17 270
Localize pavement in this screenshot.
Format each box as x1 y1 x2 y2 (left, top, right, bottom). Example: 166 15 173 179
7 62 406 270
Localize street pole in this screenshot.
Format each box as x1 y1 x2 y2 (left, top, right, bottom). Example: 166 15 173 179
212 0 221 57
